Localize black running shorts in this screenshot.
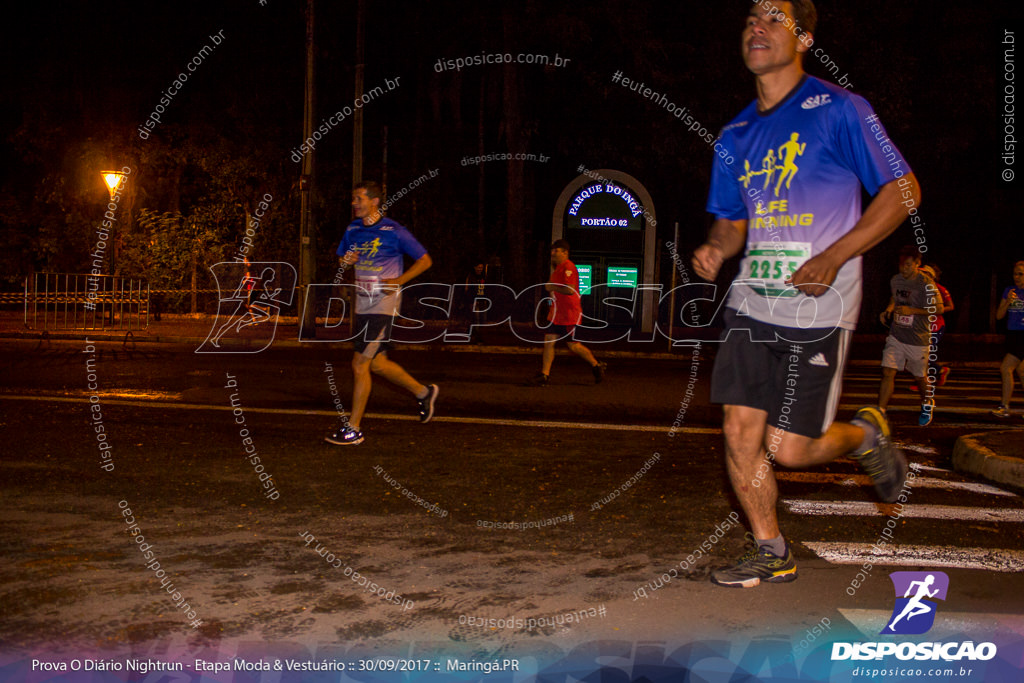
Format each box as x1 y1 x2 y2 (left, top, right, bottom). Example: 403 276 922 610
1006 330 1024 362
710 308 851 439
545 323 576 339
353 314 394 358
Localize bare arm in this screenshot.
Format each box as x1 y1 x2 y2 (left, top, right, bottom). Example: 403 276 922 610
385 253 433 287
997 290 1016 320
879 296 895 323
790 173 922 296
942 291 955 313
692 217 748 281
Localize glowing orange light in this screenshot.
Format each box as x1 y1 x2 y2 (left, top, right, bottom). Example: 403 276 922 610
101 171 127 199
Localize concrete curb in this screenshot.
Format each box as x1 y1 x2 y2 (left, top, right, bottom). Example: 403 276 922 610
952 431 1024 492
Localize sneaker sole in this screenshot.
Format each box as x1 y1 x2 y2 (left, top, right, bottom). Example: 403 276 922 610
711 567 798 588
324 436 364 445
919 400 936 426
420 385 439 423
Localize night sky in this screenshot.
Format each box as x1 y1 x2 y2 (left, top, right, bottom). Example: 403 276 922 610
2 1 1018 331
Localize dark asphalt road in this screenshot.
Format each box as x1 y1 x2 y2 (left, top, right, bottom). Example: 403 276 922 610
1 339 1021 677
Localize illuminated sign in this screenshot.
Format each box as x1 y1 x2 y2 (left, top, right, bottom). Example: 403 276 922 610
577 264 592 295
607 266 638 288
566 182 644 231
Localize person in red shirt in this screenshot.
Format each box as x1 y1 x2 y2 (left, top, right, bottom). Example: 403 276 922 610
527 240 606 386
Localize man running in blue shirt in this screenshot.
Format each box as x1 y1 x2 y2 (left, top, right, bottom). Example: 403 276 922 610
693 0 918 587
325 181 438 445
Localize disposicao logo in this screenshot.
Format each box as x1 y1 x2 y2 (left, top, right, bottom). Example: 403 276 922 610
831 570 997 663
881 571 949 635
197 261 296 354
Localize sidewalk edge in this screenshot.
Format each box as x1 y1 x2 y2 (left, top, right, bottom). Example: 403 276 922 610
952 431 1024 492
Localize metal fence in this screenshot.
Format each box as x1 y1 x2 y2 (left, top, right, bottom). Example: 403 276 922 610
24 273 150 331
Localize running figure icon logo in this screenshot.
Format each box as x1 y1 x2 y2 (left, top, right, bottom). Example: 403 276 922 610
880 571 949 635
197 261 297 354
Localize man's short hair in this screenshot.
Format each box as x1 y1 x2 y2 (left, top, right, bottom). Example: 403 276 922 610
551 239 571 252
788 0 817 36
899 245 922 263
354 181 384 203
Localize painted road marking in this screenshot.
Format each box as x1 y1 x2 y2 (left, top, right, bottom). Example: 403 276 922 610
803 542 1024 572
913 464 953 473
896 443 938 455
783 500 1024 522
775 471 1018 497
0 394 721 434
838 400 1007 415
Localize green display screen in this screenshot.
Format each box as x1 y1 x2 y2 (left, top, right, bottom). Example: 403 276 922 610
577 264 592 295
607 266 638 288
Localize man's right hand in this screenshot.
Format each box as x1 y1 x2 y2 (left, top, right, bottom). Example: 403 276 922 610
692 243 725 282
341 249 359 266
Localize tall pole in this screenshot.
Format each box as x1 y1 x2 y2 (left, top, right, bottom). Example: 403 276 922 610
668 222 679 350
299 0 317 338
352 0 365 188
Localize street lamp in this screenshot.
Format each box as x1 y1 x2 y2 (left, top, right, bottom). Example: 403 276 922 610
101 171 127 200
99 170 129 278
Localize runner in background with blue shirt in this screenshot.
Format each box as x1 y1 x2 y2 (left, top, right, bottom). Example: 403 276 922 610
692 0 918 588
992 261 1024 418
325 181 438 446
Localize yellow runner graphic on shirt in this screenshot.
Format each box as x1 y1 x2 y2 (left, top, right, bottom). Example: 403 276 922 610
738 132 807 197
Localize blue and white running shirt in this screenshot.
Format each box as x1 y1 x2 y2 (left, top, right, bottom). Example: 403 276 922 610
707 75 912 331
338 217 428 315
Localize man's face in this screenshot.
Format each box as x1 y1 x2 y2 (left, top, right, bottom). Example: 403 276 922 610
473 264 484 275
551 248 569 266
742 1 807 76
351 188 379 220
1013 264 1024 288
899 256 921 280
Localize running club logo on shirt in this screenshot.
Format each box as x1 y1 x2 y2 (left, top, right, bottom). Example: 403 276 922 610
881 571 949 635
738 132 808 197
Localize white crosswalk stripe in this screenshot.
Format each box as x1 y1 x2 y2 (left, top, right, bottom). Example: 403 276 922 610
775 471 1018 497
782 365 1024 573
803 542 1024 572
783 500 1024 523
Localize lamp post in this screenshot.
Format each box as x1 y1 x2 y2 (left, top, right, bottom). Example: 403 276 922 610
101 171 127 200
100 170 130 278
298 0 318 339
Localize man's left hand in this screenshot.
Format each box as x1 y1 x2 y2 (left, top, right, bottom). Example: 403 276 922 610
788 253 841 297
